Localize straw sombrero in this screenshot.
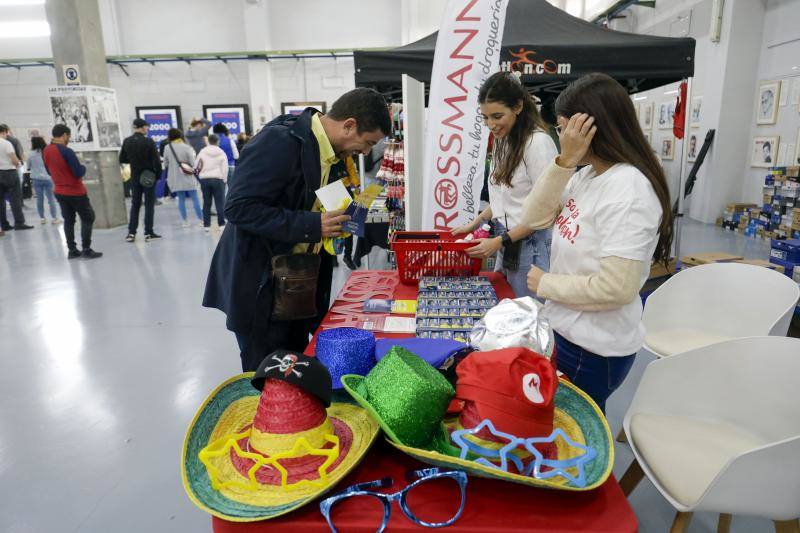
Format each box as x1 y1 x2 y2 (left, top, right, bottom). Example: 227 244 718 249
342 347 613 491
182 351 380 522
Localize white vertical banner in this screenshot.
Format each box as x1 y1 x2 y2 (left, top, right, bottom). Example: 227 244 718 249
422 0 509 231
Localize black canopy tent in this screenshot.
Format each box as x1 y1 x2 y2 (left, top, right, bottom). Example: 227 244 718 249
354 0 695 100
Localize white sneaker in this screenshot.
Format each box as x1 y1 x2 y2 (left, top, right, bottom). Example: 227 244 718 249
204 227 211 233
182 221 190 228
198 221 204 228
40 218 47 224
52 218 62 225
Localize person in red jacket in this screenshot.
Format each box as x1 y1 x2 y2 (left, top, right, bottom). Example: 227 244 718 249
43 124 102 259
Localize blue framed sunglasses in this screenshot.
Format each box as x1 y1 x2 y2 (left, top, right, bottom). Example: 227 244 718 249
319 467 468 532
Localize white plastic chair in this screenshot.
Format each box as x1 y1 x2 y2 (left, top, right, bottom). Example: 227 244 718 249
620 337 800 533
642 263 799 358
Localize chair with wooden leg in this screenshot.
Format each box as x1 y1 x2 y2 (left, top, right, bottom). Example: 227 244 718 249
620 337 800 533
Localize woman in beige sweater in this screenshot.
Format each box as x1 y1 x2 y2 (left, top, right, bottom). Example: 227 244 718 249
521 73 673 411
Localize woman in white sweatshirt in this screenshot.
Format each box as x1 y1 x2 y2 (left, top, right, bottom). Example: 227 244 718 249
521 73 673 411
195 134 229 231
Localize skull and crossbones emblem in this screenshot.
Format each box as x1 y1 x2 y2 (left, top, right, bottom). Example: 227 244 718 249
263 353 309 378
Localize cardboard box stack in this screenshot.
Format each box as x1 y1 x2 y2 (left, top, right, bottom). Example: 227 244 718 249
769 238 800 278
726 167 800 239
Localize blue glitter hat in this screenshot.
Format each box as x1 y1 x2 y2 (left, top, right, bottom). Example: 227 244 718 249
315 328 377 389
375 338 469 369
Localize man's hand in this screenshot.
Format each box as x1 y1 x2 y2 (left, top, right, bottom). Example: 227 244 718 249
321 209 350 238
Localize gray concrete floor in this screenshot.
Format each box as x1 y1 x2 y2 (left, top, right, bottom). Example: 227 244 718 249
0 201 782 532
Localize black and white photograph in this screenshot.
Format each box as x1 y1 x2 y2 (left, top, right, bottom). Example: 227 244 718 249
751 135 779 167
756 80 780 125
687 132 698 162
49 92 93 150
640 101 653 130
657 100 675 130
659 136 674 160
90 87 121 149
690 96 702 128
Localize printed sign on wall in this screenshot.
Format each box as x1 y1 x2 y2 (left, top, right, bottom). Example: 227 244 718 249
48 85 121 151
203 104 251 136
135 106 182 146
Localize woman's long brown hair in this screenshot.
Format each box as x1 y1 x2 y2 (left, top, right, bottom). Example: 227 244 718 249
554 73 673 266
479 72 548 187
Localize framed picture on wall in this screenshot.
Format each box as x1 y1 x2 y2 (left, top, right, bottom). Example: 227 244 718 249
203 104 251 136
640 101 653 130
687 132 699 162
750 135 779 167
659 137 675 160
657 100 675 130
281 102 327 116
135 105 182 145
794 128 800 166
690 96 702 128
756 81 780 125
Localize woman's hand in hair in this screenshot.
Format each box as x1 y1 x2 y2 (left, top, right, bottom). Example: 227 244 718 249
557 113 596 168
466 237 502 259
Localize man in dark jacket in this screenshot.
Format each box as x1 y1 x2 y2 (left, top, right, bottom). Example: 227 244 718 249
120 118 163 242
203 88 390 371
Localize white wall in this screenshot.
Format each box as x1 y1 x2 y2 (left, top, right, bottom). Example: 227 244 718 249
742 0 800 203
620 0 797 224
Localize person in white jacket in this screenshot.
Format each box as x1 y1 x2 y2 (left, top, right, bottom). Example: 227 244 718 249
195 134 229 231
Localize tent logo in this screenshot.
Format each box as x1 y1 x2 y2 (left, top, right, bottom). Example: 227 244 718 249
501 48 572 76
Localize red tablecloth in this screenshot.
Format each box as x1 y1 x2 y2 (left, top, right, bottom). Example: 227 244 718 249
212 272 637 533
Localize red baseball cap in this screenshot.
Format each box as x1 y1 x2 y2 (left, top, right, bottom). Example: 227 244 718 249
455 348 557 437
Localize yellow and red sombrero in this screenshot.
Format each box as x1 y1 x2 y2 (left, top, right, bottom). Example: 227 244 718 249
182 351 379 522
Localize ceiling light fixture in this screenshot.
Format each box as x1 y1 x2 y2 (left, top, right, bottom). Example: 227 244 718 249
0 0 46 5
0 20 50 38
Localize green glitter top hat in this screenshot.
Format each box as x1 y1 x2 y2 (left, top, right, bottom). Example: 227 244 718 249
341 346 454 448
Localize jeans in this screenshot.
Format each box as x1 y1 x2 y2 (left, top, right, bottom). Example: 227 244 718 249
0 169 25 227
554 331 636 412
128 180 156 235
55 194 95 251
199 178 226 227
177 189 202 221
494 221 552 298
33 179 59 219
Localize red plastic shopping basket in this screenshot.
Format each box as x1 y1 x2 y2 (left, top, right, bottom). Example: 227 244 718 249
390 231 482 285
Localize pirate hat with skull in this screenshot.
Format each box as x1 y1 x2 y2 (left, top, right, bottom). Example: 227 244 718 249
252 349 332 405
182 350 379 522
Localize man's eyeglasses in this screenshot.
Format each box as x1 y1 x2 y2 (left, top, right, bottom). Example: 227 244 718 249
319 468 467 532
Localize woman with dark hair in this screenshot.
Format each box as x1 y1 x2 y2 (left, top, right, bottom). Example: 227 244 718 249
212 122 239 180
453 72 557 297
521 73 673 410
164 128 201 227
28 136 61 224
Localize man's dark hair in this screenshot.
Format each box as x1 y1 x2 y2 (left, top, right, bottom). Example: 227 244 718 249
52 124 71 137
212 123 229 135
168 128 183 141
328 88 391 135
0 124 9 134
208 134 219 145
